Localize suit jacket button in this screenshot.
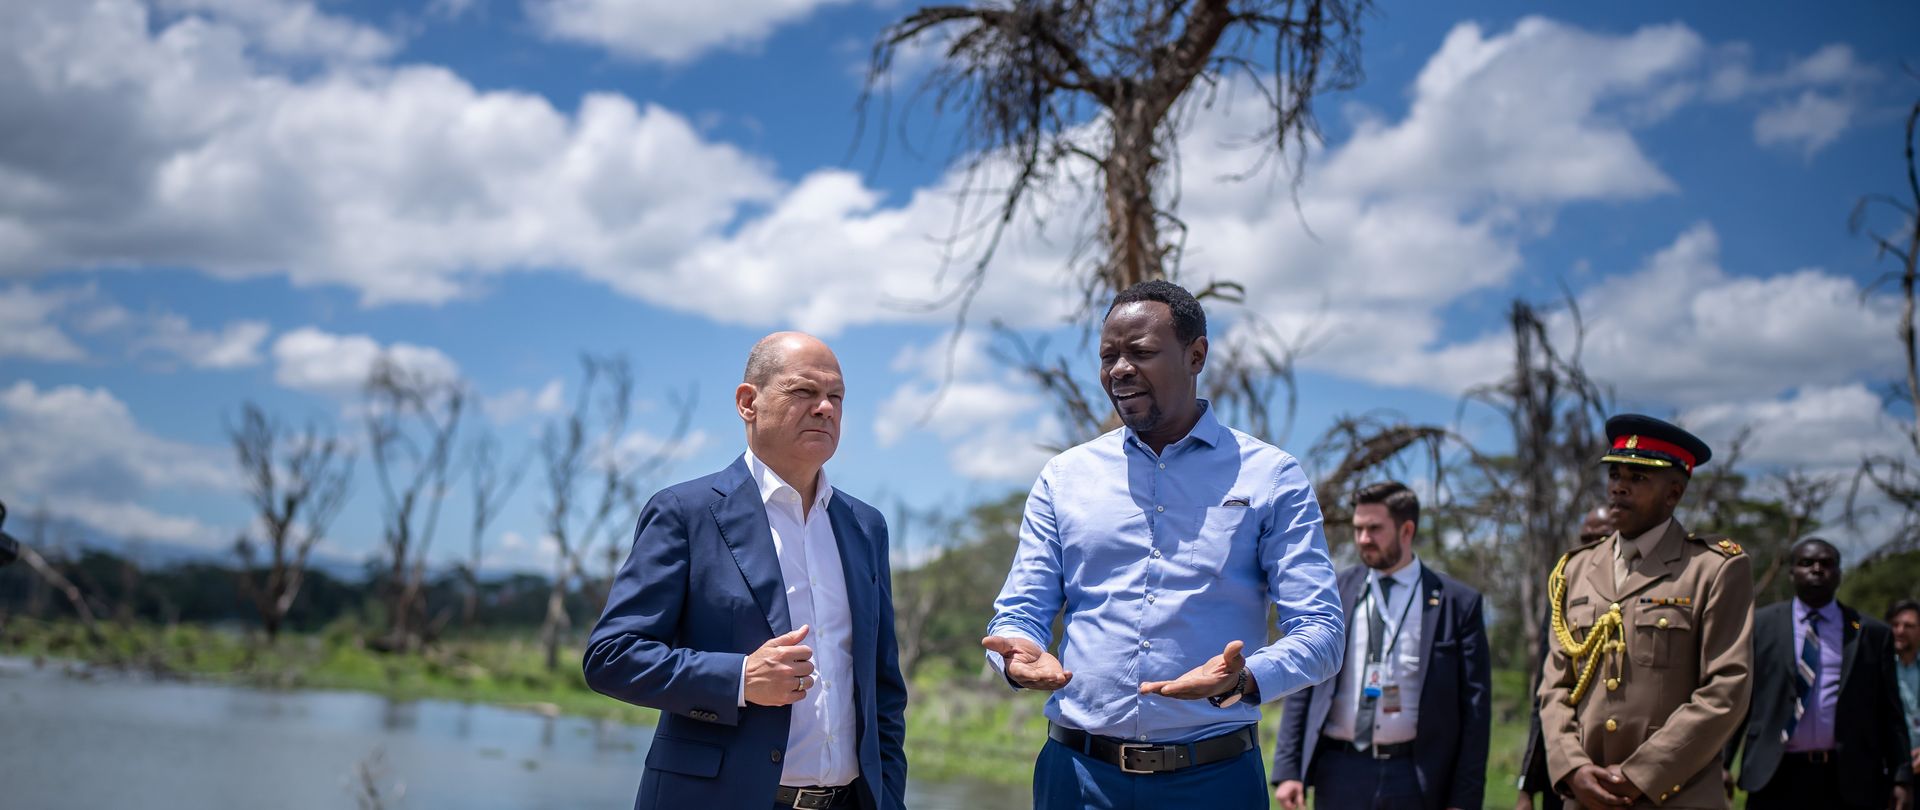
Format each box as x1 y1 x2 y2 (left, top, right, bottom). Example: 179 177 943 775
1604 718 1618 732
771 749 783 763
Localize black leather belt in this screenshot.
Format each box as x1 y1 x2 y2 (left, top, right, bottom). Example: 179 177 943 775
1785 749 1836 765
1048 722 1256 774
1322 735 1415 760
775 784 853 809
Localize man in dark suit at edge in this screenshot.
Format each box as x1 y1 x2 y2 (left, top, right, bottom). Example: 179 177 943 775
1727 537 1910 810
1272 480 1493 810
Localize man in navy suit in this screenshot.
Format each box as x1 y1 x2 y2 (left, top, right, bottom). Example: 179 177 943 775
584 332 907 810
1272 481 1492 810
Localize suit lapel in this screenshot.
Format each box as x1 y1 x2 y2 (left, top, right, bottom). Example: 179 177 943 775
1839 602 1861 696
827 495 877 667
1419 565 1443 665
1340 565 1365 618
710 458 791 637
1585 534 1622 605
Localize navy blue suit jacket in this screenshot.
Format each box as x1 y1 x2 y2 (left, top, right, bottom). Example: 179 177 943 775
583 458 908 810
1272 563 1492 810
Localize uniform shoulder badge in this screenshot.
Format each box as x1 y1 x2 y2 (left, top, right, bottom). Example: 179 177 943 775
1688 532 1743 556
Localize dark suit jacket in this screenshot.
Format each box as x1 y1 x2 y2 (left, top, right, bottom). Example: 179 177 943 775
1729 600 1909 807
1272 562 1492 810
582 458 908 810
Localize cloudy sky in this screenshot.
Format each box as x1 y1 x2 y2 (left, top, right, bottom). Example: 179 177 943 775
2 0 1914 572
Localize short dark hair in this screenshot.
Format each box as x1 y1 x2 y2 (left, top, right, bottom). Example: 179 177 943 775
1106 280 1207 345
1791 536 1841 566
1887 599 1920 624
1353 481 1419 528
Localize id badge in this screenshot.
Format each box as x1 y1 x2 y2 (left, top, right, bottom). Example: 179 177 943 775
1362 662 1383 698
1380 683 1403 714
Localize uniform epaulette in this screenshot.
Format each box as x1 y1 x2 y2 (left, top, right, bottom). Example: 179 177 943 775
1688 532 1744 556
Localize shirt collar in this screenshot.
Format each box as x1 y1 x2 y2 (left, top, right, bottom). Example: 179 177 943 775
1124 398 1225 453
1616 518 1672 561
1792 597 1841 625
1371 555 1423 591
742 449 832 511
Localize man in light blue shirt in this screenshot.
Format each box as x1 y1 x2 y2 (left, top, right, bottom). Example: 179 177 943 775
981 280 1345 809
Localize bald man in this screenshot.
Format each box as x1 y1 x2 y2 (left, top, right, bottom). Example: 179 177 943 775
586 333 908 810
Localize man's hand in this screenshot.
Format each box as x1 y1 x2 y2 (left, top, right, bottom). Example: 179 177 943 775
1273 779 1305 809
1139 639 1246 699
1566 764 1631 808
1909 745 1920 775
981 635 1072 690
1513 791 1536 810
1604 766 1643 803
1722 767 1735 799
1890 783 1909 810
745 625 815 707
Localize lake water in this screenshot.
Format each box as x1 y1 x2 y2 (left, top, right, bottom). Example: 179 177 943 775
0 658 1027 809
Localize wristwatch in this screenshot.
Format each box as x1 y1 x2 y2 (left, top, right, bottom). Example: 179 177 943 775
1208 669 1249 708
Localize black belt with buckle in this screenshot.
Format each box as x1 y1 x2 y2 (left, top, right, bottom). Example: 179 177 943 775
1786 749 1836 765
1048 722 1256 774
1321 735 1415 760
775 784 853 809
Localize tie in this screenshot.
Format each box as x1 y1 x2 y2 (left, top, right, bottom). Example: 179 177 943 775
1614 544 1637 590
1355 578 1396 750
1783 612 1823 742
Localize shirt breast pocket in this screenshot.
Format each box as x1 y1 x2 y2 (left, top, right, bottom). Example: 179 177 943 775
1183 506 1251 576
1632 606 1693 668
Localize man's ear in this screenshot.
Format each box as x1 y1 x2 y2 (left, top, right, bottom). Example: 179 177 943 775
1398 519 1416 547
1188 335 1209 376
1665 472 1688 508
735 383 758 424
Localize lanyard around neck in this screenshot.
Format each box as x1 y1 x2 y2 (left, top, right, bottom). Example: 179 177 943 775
1367 573 1419 662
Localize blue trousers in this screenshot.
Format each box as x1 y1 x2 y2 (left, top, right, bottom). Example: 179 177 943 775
1308 745 1424 810
1031 736 1269 810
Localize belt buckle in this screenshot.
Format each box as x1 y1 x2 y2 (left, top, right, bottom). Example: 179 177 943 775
790 787 838 809
1370 742 1391 761
1808 750 1832 764
1119 743 1171 774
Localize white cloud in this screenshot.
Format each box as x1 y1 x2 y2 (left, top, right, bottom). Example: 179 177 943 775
875 333 1059 483
1358 223 1902 404
132 313 269 368
484 378 565 423
154 0 399 62
0 284 88 361
271 326 462 396
523 0 856 65
0 380 232 545
0 0 780 306
1680 383 1896 469
1754 91 1853 156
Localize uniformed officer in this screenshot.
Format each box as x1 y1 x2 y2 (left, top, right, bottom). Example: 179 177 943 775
1538 414 1754 809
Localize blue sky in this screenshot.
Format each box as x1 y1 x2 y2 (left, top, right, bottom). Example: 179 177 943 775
1 0 1915 573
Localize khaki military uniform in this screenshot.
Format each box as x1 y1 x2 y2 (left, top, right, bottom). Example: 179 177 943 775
1538 520 1753 808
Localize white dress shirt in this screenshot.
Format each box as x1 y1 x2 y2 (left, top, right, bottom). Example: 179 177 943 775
1322 556 1426 746
737 450 858 788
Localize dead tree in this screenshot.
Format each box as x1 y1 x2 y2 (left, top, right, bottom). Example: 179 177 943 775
1851 98 1920 549
228 402 354 641
869 1 1368 445
869 0 1369 308
1463 299 1611 672
458 430 528 628
364 359 466 653
537 355 692 672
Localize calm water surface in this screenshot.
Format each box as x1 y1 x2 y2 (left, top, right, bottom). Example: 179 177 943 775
0 658 1025 809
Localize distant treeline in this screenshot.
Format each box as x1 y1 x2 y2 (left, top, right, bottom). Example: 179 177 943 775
0 549 600 635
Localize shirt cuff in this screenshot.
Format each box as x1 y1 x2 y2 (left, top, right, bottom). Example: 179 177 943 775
738 656 748 707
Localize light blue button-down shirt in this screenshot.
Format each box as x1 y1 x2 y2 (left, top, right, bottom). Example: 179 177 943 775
986 401 1345 743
